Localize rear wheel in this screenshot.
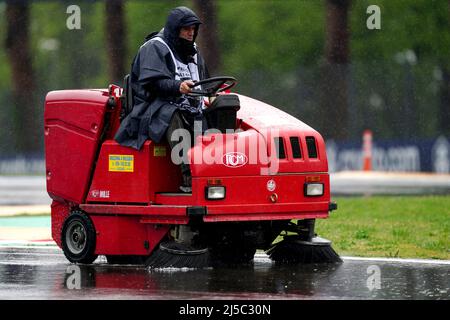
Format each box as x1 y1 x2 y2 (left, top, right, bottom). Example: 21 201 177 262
61 211 98 264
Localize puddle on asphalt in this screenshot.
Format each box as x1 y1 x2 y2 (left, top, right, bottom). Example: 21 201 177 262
0 248 448 299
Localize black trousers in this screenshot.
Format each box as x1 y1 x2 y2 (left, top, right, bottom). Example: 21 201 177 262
166 109 209 177
165 111 194 177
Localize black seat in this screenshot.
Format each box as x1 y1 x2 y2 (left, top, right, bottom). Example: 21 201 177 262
120 74 133 121
203 94 240 133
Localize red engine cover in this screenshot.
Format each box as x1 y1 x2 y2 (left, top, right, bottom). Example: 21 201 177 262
44 90 109 204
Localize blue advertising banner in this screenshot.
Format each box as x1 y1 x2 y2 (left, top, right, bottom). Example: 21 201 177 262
326 135 450 173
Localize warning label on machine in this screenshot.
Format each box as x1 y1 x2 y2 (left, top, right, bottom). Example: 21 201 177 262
153 146 167 157
108 155 134 172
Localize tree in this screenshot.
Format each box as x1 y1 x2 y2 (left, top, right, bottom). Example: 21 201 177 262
192 0 221 75
320 0 351 140
439 0 450 136
105 0 126 85
4 0 39 154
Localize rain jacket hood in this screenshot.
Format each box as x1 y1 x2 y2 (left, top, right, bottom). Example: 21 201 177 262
163 6 202 63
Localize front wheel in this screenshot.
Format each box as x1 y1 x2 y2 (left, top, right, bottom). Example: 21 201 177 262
61 211 98 264
209 243 256 266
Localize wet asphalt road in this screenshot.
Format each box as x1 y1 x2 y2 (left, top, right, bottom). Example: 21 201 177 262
0 247 448 300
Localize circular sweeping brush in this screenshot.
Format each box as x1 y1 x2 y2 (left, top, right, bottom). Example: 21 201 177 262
146 241 210 269
267 236 342 264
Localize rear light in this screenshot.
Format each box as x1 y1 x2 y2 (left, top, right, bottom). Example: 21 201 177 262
304 183 324 197
305 175 321 183
207 178 222 186
205 186 226 200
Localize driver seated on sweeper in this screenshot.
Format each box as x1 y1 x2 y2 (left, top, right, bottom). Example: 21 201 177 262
115 6 209 193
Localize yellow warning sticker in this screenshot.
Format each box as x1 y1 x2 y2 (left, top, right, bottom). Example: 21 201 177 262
108 155 134 172
153 146 167 157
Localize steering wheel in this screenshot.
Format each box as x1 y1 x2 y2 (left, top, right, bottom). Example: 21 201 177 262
187 76 237 97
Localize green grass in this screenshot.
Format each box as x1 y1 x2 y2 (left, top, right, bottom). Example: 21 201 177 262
315 196 450 260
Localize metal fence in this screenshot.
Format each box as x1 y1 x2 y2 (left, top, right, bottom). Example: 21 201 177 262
0 56 448 174
234 58 448 142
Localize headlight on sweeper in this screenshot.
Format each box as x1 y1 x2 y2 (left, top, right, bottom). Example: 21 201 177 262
304 183 324 197
205 186 226 200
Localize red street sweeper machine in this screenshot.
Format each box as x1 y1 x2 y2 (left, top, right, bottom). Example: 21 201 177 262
44 76 341 267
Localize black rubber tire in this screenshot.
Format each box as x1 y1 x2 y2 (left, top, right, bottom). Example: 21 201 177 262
207 224 257 266
61 211 98 264
209 244 256 266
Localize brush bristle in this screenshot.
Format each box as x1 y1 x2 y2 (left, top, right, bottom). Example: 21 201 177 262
267 239 342 264
146 241 210 269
